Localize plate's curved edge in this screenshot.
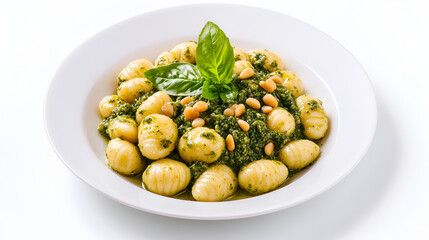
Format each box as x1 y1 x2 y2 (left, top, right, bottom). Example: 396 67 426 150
44 3 378 220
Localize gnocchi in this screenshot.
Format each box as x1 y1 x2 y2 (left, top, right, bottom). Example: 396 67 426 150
238 159 288 195
248 49 285 72
192 164 237 201
279 140 321 170
117 59 154 85
143 158 191 196
155 41 197 66
105 138 145 175
136 91 172 124
178 127 225 163
99 95 121 119
296 94 329 140
270 70 304 97
233 46 249 61
107 115 138 143
138 114 178 160
266 107 296 136
117 78 153 103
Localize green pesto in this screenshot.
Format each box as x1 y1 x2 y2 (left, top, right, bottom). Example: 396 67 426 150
200 132 215 140
189 161 209 184
160 139 172 148
100 60 305 186
308 100 319 110
142 115 154 124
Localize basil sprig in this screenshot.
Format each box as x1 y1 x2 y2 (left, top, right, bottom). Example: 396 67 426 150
144 21 237 101
144 63 203 96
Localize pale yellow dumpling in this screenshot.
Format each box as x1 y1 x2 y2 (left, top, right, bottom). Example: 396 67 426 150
233 60 253 75
238 159 288 195
270 70 304 97
155 51 176 67
117 59 153 85
143 158 191 196
107 116 138 143
170 41 197 64
279 140 320 170
117 78 153 103
178 127 225 163
136 91 172 124
296 94 329 140
98 95 121 119
138 114 178 160
192 165 237 202
105 138 145 175
233 46 249 61
155 41 197 67
267 107 295 136
247 49 285 71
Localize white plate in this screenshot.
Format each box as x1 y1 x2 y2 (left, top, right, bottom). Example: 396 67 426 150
44 4 376 220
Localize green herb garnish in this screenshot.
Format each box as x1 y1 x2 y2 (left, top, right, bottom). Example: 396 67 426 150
144 21 236 101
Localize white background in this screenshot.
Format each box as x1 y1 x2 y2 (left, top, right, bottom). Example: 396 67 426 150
1 0 429 239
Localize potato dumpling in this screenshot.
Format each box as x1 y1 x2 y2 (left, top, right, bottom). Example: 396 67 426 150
138 114 178 160
279 140 320 170
267 107 295 136
105 138 145 175
248 49 285 72
117 78 153 103
178 127 225 163
155 51 176 67
155 41 197 67
192 164 237 202
99 95 121 119
143 158 191 196
238 159 288 195
270 70 304 97
296 94 328 140
233 46 249 61
170 41 197 64
117 59 153 85
107 116 138 143
233 60 253 75
136 91 172 124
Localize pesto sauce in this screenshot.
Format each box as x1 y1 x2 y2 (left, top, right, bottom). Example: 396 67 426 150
99 62 307 200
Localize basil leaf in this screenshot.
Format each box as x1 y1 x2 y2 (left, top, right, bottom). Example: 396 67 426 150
219 83 237 101
145 63 204 96
196 21 235 84
202 79 219 100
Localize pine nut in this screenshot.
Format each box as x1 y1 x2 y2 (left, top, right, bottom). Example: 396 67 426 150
230 104 239 110
261 105 273 114
184 107 199 120
226 134 235 151
239 67 254 79
260 79 276 92
193 101 208 112
237 119 250 131
262 94 278 108
269 75 283 84
264 142 274 156
235 104 245 117
192 118 205 128
180 96 193 105
245 98 261 109
224 108 235 116
161 102 174 117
